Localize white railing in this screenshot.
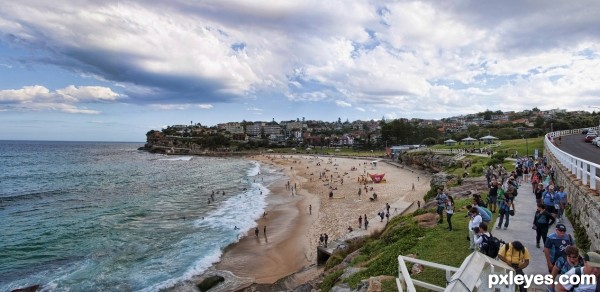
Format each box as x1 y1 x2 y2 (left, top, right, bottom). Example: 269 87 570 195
397 255 458 292
546 126 600 190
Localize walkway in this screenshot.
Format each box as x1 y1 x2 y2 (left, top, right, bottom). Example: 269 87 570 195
492 177 575 290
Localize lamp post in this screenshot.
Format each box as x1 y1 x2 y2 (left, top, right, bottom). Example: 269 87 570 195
523 134 529 158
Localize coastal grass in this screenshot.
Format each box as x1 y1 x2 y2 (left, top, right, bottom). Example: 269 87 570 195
429 137 544 158
321 198 489 291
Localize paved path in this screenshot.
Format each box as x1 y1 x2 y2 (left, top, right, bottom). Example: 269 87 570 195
491 177 574 290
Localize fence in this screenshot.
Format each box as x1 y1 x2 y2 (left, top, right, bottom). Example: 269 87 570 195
545 126 600 190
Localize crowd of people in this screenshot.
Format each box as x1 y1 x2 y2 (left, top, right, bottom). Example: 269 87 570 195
430 156 600 291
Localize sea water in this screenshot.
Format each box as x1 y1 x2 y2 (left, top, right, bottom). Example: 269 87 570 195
0 141 281 291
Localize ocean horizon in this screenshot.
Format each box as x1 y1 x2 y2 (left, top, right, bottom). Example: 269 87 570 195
0 141 281 291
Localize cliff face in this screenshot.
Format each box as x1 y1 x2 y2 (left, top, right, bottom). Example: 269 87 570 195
400 152 457 173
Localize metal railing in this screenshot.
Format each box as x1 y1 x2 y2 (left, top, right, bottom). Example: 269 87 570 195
546 126 600 190
396 255 458 292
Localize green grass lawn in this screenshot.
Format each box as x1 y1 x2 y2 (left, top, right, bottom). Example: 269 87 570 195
321 198 491 291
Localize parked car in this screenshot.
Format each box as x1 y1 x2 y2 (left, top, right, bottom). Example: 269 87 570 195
585 134 598 143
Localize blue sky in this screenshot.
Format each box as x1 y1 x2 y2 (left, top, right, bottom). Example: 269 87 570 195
1 0 599 142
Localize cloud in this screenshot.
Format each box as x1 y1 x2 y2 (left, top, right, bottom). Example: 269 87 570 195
0 0 599 118
335 100 352 107
0 85 120 114
149 103 214 110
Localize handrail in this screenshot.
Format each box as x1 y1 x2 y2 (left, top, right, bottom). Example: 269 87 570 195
397 255 458 292
545 126 600 190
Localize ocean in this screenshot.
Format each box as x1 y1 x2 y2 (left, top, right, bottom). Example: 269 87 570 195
0 141 281 291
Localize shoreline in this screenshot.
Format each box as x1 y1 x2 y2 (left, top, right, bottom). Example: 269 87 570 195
182 155 431 291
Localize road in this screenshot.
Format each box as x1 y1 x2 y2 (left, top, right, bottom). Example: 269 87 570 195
556 134 600 165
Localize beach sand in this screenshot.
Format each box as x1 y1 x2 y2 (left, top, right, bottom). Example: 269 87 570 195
214 154 431 287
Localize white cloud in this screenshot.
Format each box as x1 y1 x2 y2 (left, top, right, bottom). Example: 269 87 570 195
335 100 352 108
1 0 600 120
0 85 120 114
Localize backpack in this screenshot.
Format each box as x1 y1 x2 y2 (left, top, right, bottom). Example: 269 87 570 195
481 233 501 258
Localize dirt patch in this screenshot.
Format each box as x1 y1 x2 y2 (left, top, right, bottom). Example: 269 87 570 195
413 213 439 228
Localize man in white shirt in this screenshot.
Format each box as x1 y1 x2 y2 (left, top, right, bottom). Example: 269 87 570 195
556 251 600 291
468 207 482 250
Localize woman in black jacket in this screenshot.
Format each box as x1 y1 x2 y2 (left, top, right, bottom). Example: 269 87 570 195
533 203 556 248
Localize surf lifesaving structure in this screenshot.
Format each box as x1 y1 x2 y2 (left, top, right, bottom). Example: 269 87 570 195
368 173 386 183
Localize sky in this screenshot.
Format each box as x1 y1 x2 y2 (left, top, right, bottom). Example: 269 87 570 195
0 1 599 142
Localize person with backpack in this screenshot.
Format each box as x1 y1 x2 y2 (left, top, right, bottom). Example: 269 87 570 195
498 241 530 292
533 203 556 248
555 251 600 292
474 222 501 259
544 223 575 273
550 246 585 291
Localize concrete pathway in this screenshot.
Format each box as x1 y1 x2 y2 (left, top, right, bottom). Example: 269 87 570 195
491 178 574 290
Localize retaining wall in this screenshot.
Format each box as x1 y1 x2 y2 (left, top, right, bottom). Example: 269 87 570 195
544 149 600 252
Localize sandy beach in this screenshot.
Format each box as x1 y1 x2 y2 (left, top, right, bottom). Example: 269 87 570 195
214 154 431 287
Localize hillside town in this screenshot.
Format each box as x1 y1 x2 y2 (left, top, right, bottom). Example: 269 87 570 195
144 108 597 153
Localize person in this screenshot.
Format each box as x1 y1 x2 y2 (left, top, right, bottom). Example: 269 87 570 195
467 204 491 224
446 196 454 231
542 185 558 215
488 181 498 213
309 204 312 215
533 203 555 248
556 186 568 222
263 225 266 236
348 226 353 233
497 192 514 230
435 188 447 224
358 215 363 229
468 207 482 250
550 246 585 291
473 222 490 251
498 241 530 292
534 183 545 205
319 234 324 246
324 234 328 247
544 223 575 273
555 251 600 292
255 227 259 237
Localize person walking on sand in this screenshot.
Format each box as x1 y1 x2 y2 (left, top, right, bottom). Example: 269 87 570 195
309 204 312 215
255 227 259 237
358 215 363 229
324 234 328 247
263 225 266 236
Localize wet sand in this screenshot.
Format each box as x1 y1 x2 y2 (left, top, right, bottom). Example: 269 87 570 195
214 154 431 286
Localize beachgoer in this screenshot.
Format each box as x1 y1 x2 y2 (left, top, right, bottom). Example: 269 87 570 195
255 227 259 237
263 225 266 236
309 204 312 215
358 215 363 228
324 234 328 247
